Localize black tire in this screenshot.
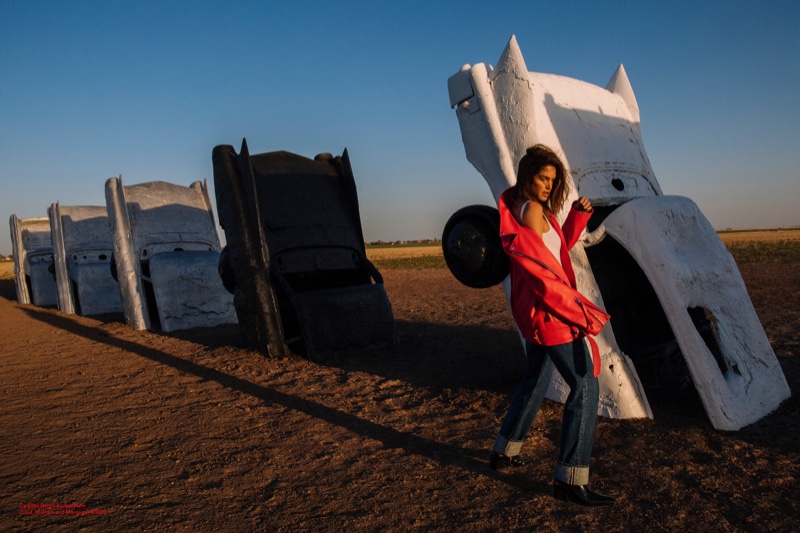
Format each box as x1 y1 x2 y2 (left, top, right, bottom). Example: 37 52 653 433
441 205 509 288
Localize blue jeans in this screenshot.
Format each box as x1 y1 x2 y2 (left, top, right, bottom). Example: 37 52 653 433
493 338 599 485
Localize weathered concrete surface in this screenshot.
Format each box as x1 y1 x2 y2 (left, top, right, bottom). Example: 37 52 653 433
105 177 236 332
447 36 789 429
49 203 123 316
9 214 57 306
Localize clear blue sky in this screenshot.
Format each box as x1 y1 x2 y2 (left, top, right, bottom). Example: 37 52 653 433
2 0 798 256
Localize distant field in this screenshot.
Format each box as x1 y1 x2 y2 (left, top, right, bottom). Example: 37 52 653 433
1 230 796 281
366 242 441 260
0 261 13 280
366 229 800 267
717 228 800 243
365 242 444 269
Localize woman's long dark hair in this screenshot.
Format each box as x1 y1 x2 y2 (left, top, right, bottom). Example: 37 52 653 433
510 144 570 215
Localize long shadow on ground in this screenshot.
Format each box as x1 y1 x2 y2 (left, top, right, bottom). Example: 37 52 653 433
20 306 550 493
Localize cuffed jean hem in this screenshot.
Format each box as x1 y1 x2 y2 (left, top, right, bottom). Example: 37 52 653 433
493 434 523 457
555 462 589 485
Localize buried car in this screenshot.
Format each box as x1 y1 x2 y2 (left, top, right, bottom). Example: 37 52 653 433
443 36 789 430
49 203 123 316
9 214 57 307
105 177 236 332
212 139 396 362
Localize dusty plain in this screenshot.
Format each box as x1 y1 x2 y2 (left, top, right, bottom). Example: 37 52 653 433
1 233 798 531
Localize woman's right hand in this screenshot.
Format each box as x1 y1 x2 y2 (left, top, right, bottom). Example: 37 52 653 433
573 197 592 213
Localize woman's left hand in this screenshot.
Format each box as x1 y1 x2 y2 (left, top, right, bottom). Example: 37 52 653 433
573 196 593 213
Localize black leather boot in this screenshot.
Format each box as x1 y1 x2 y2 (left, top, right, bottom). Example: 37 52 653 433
490 451 533 470
553 479 615 506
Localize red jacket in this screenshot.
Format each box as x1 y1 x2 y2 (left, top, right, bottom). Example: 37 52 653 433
498 188 609 376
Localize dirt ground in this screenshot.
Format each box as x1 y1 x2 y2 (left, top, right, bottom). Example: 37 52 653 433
1 253 798 532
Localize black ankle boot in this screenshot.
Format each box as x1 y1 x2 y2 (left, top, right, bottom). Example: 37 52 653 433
490 451 533 470
552 479 615 506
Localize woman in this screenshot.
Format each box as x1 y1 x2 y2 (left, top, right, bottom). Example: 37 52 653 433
490 144 614 506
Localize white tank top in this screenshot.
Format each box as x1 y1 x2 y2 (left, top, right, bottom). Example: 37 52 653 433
520 201 562 266
542 225 563 266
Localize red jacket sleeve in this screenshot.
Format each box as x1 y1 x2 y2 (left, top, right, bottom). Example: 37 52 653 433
561 207 592 251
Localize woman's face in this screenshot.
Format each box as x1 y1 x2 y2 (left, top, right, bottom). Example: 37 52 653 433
527 165 557 204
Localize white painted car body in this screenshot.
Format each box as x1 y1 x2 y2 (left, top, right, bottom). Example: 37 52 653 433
447 36 789 430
